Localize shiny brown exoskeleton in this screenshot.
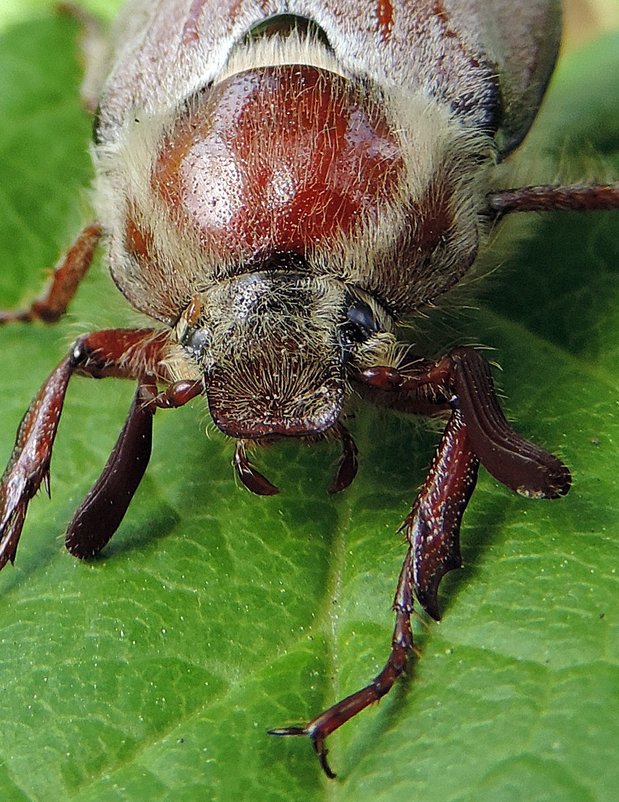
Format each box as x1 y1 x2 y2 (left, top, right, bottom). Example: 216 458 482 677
1 1 618 778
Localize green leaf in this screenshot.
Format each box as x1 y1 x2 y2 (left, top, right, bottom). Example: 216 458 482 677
0 8 617 802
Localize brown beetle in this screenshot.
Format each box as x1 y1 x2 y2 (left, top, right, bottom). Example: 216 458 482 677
1 0 618 778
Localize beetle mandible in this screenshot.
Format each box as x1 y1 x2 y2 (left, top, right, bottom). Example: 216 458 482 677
1 0 618 778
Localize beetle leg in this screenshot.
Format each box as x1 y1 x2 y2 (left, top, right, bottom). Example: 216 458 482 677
403 407 479 620
66 375 206 558
268 550 413 779
357 346 571 615
147 379 203 409
65 379 156 558
487 182 619 218
269 347 571 776
269 409 477 777
445 348 570 498
357 347 570 500
0 328 170 569
0 357 72 567
0 224 102 324
65 380 203 559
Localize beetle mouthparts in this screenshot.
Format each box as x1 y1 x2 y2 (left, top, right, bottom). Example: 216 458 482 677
232 423 358 497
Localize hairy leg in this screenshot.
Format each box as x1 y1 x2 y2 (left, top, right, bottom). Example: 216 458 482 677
0 225 102 324
0 328 176 568
270 346 570 776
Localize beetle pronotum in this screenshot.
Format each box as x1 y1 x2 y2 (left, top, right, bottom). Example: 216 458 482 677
1 0 618 777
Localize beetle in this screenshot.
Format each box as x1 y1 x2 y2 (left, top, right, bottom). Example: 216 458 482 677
0 0 617 779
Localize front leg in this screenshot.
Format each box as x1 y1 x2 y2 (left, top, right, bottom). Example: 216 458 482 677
359 348 570 497
0 328 172 569
269 407 478 777
271 346 570 775
359 347 570 617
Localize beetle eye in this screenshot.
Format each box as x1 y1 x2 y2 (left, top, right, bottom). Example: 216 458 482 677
347 301 378 333
339 301 379 348
181 327 210 360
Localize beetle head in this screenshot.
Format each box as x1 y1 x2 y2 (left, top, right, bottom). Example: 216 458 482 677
176 271 394 440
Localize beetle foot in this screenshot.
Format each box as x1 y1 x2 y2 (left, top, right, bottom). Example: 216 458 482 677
0 458 54 569
0 308 34 325
267 725 336 779
0 456 56 568
0 490 28 568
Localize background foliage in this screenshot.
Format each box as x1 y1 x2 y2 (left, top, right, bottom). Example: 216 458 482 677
0 2 617 800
